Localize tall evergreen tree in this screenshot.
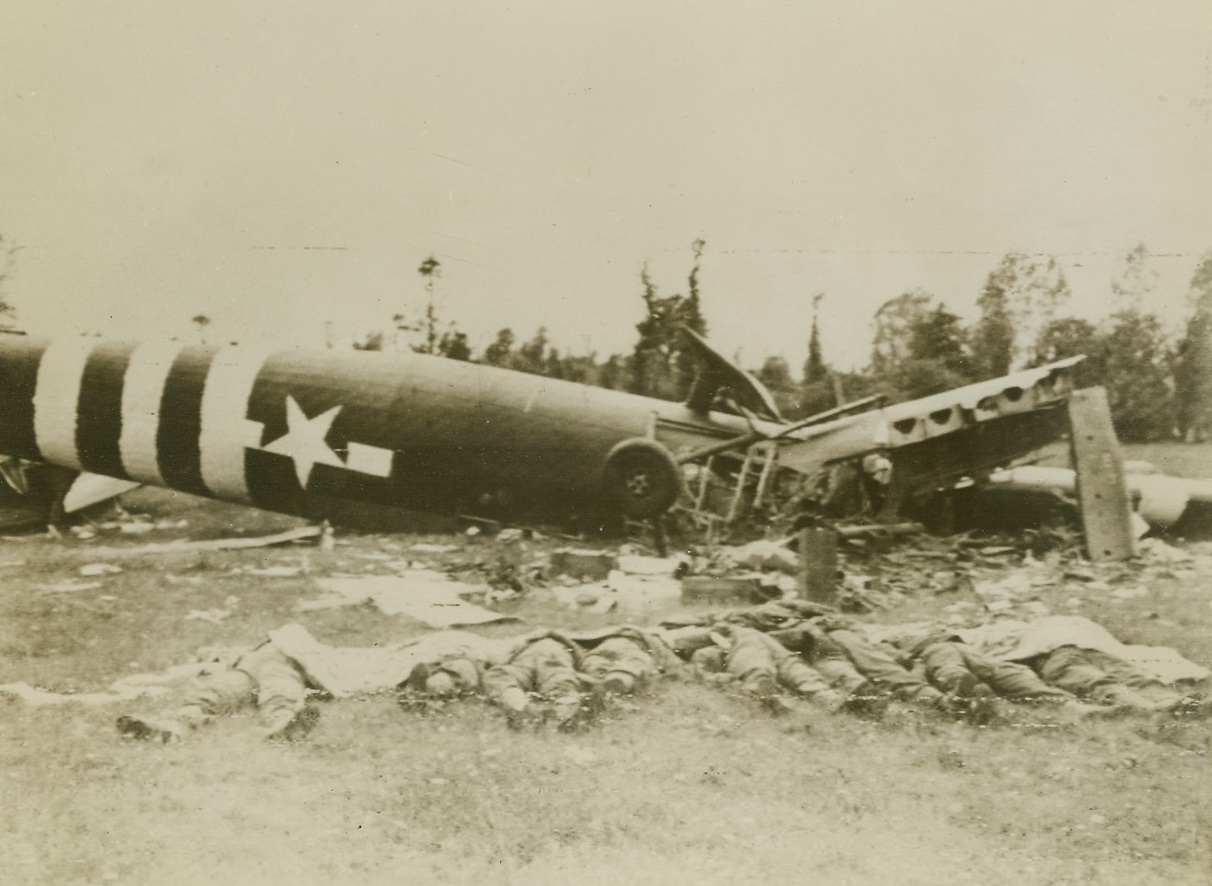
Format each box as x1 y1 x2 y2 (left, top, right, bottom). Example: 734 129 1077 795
0 234 20 328
1175 251 1212 441
802 293 829 386
868 290 971 399
870 290 935 376
483 328 516 367
1111 242 1158 309
972 253 1070 377
1101 309 1175 442
628 240 709 401
517 327 551 375
1097 245 1175 441
414 256 442 355
437 326 472 362
907 304 970 377
1032 316 1104 388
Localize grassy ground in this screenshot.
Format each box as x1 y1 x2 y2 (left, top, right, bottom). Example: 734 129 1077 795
1036 440 1212 478
2 446 1210 885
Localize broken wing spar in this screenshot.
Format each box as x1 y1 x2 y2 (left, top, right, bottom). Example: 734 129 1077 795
0 328 1084 529
770 356 1085 493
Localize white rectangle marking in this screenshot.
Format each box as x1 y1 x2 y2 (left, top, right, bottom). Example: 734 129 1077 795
346 442 394 478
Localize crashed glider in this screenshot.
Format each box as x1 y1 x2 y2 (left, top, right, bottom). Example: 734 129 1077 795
0 328 1083 530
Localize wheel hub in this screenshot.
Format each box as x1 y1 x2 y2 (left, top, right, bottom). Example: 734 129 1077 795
625 472 652 497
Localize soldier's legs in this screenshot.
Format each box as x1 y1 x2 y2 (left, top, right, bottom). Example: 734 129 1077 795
828 629 944 705
806 632 870 695
776 656 846 710
527 639 581 700
485 638 581 725
483 662 537 711
232 644 317 740
1080 649 1184 709
1036 647 1161 710
955 645 1072 702
725 631 781 697
117 665 256 742
235 645 307 721
917 642 982 696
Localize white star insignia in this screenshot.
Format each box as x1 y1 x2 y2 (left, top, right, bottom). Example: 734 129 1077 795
261 396 346 488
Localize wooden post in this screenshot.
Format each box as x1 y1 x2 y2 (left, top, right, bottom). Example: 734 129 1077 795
799 527 839 604
1067 387 1136 561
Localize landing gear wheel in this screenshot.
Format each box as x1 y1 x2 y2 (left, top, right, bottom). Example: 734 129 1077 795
600 439 684 519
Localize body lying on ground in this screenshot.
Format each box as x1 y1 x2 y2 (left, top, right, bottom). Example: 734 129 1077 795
111 611 1208 743
662 604 958 715
117 623 684 741
665 604 1209 722
663 623 849 714
117 625 513 742
479 626 684 731
953 616 1209 714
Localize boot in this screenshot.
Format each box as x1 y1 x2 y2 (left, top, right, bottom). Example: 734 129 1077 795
116 715 187 743
263 705 320 742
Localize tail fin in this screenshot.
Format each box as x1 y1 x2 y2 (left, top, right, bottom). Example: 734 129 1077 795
679 325 783 422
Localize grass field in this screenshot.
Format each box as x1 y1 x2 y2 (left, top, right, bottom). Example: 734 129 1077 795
1 444 1210 885
1037 440 1212 478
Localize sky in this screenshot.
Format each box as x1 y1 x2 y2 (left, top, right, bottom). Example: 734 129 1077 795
2 1 1211 372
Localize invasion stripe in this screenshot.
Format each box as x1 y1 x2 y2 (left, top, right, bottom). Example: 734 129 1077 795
119 341 184 486
0 335 43 460
198 345 270 503
76 341 139 479
32 337 96 470
156 347 216 497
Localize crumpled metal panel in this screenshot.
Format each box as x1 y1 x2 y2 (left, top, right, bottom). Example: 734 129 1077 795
880 357 1082 446
775 358 1084 480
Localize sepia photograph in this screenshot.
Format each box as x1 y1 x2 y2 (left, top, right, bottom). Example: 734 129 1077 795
1 2 1210 884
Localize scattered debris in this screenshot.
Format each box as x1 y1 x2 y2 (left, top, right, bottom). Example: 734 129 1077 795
118 522 156 535
719 539 799 574
184 609 232 624
409 543 461 555
550 548 617 581
308 572 518 628
0 663 204 706
617 554 683 576
242 565 306 577
681 576 767 605
79 563 124 577
37 580 104 594
82 525 322 557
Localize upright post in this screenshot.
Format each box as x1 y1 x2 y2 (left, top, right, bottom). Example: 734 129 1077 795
799 527 839 604
1067 387 1136 561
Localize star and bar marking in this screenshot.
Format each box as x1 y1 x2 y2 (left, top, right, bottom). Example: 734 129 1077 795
254 395 394 488
26 338 396 499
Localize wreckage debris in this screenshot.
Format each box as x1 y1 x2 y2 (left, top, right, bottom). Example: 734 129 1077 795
6 502 1207 751
304 573 519 628
79 525 322 558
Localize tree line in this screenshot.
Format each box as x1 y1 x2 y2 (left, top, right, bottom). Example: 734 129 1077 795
361 243 1212 446
1 231 1207 445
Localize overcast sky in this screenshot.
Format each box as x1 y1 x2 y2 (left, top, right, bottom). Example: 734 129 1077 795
3 1 1210 371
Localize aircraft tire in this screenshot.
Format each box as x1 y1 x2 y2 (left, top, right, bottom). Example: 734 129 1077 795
600 438 685 519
